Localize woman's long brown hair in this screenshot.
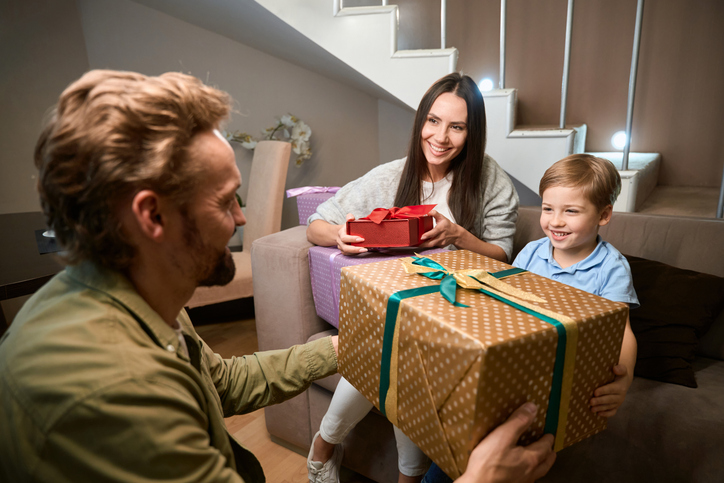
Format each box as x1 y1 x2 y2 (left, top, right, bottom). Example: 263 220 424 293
394 73 487 233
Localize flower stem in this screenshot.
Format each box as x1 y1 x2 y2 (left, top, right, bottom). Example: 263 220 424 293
267 122 283 140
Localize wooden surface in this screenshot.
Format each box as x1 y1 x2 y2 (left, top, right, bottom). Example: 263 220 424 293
195 318 376 483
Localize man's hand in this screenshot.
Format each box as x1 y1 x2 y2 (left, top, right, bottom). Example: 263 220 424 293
336 213 368 255
457 403 556 483
590 364 632 417
330 335 338 356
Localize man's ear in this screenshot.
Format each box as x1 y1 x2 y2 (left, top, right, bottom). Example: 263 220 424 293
598 204 613 227
131 190 166 241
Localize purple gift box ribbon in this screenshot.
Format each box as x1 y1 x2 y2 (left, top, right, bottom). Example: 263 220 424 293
286 186 341 198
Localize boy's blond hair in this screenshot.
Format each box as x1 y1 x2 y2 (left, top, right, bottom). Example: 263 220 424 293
539 154 621 211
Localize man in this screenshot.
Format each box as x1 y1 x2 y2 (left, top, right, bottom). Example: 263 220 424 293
0 70 554 482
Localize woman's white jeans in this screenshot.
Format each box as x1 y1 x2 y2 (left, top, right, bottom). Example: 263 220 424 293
319 377 430 477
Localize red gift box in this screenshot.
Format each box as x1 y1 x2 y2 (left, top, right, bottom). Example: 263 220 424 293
346 205 435 248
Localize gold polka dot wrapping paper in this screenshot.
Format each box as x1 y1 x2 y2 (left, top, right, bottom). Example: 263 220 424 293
337 250 628 479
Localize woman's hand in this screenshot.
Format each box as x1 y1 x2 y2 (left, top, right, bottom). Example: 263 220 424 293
307 216 367 255
419 210 508 262
419 210 462 248
336 213 368 255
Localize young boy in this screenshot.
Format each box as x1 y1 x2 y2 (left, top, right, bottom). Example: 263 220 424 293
405 154 638 483
513 153 639 417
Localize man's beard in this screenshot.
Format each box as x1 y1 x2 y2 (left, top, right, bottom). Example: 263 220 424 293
182 214 236 287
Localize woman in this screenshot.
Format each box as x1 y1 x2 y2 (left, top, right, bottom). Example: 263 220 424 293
306 73 519 483
307 73 518 263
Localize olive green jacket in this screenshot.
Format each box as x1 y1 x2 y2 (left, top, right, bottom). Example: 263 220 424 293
0 262 337 482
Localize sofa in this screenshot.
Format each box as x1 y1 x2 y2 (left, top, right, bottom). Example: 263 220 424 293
252 206 724 482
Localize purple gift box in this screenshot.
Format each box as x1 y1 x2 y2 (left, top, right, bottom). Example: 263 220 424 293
296 193 335 225
309 246 448 327
286 186 340 225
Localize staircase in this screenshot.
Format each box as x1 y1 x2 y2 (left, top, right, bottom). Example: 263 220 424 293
255 0 662 212
254 0 457 109
482 88 586 204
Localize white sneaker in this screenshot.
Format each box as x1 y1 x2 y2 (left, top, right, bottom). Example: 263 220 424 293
307 431 343 483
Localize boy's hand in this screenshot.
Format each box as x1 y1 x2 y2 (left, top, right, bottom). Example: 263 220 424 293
590 364 632 417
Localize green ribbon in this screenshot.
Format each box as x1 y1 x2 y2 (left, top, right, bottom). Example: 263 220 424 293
408 256 469 307
471 278 566 436
378 259 566 437
379 285 440 417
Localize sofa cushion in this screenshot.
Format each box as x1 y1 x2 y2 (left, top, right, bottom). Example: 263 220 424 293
698 310 724 360
625 255 724 387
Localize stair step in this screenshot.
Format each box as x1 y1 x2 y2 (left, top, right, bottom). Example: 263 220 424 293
484 89 585 199
637 186 721 219
393 48 459 59
587 152 661 213
336 6 396 17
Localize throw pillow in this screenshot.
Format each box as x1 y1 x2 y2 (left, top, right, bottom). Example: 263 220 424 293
625 255 724 388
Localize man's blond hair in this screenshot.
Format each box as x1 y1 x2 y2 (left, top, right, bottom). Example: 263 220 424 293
34 70 231 271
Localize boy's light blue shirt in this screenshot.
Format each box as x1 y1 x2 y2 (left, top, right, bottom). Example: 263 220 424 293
513 236 639 308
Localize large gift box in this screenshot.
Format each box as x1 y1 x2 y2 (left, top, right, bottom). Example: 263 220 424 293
308 246 447 328
286 186 340 225
338 250 628 479
347 205 435 248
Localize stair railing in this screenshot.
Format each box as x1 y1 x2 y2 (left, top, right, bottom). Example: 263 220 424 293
622 0 645 171
441 0 447 48
499 0 507 89
559 0 574 129
717 167 724 218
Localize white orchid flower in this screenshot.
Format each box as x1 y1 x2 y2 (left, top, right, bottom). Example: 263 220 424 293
227 115 311 162
281 114 295 128
292 139 308 155
291 121 312 142
241 139 257 150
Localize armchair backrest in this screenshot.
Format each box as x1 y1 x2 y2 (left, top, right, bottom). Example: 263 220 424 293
243 140 291 250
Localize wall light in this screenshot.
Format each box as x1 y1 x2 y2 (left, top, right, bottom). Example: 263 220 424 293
479 78 494 92
611 131 627 150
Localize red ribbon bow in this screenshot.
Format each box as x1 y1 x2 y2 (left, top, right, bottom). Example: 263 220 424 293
361 204 436 224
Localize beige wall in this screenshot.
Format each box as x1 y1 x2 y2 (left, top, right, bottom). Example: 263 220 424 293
387 0 724 188
0 0 90 214
78 0 385 229
377 99 415 164
1 0 390 230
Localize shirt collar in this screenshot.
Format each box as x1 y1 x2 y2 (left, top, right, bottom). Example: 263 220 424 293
534 236 606 272
64 261 190 361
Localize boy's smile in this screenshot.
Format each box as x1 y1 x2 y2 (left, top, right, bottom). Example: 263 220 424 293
540 186 612 268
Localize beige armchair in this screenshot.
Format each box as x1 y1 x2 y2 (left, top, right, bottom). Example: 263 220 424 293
186 140 291 308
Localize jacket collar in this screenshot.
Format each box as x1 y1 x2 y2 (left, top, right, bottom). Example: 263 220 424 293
64 261 190 361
